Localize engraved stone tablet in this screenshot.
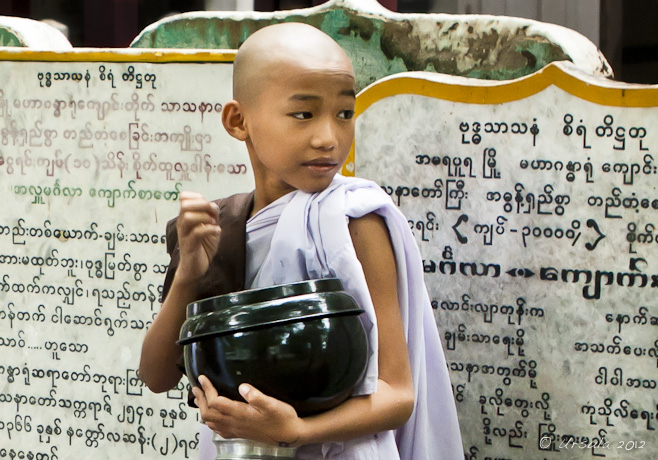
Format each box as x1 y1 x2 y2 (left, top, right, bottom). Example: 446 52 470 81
0 49 251 459
354 62 657 459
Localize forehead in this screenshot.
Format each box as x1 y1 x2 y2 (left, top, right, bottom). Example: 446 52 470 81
262 73 355 107
261 54 355 93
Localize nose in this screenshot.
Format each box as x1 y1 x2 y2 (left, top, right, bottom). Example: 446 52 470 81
310 118 337 150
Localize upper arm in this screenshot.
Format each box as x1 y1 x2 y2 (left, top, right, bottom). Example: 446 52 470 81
348 213 412 393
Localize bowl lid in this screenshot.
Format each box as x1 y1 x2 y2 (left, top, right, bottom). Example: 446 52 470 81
179 290 363 345
186 278 345 317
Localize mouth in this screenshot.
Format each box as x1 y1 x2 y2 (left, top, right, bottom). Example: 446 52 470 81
302 158 339 172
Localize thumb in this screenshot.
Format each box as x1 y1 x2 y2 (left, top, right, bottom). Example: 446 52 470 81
239 384 274 412
238 383 255 402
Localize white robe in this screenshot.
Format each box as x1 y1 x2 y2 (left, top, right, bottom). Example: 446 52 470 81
200 175 463 460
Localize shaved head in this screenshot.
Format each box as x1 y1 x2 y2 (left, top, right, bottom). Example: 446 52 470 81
232 23 354 108
221 22 356 210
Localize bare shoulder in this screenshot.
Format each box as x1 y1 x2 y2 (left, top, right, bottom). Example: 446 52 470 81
348 213 397 289
348 213 391 249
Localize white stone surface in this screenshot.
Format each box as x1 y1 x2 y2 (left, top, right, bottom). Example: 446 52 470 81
355 62 657 459
0 15 72 49
0 48 655 460
0 50 250 459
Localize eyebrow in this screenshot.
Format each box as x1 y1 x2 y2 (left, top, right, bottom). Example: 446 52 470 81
289 89 356 101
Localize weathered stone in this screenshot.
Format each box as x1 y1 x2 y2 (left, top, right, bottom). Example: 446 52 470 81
131 0 611 90
0 15 71 49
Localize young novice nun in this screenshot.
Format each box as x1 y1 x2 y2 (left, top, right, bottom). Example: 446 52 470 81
139 22 463 460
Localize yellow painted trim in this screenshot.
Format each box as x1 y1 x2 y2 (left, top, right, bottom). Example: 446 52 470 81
347 62 658 176
0 48 236 63
355 63 658 117
341 139 356 177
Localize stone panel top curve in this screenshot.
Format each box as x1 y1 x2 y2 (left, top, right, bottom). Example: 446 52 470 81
0 15 72 49
130 0 611 91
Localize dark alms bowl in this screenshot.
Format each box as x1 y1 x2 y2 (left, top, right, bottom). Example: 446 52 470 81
179 278 368 416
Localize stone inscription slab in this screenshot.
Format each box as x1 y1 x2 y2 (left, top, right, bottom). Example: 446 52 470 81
354 62 657 459
0 49 254 459
2 49 656 460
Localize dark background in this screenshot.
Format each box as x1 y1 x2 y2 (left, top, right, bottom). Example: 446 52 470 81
0 0 653 84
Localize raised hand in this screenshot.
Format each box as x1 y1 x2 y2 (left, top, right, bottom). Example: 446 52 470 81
175 191 221 283
192 376 303 447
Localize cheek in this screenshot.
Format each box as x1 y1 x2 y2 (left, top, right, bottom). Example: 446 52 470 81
340 122 355 139
338 127 355 150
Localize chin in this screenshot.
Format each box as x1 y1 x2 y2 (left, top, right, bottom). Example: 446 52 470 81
300 177 335 194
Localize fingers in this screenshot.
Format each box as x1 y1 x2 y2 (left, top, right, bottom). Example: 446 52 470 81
177 192 220 237
193 383 239 436
193 380 301 443
175 192 222 282
194 379 277 417
199 375 219 399
195 375 243 416
191 385 208 410
180 191 219 216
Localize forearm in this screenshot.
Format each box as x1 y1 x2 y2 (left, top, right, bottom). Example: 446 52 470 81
295 214 413 445
297 379 414 445
140 192 221 392
139 274 197 392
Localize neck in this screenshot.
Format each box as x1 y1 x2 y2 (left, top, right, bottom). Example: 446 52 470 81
250 185 295 218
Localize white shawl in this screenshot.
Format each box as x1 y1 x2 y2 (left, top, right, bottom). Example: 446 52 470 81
200 175 463 460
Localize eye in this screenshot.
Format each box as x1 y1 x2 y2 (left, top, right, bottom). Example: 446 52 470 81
338 110 354 120
291 112 313 120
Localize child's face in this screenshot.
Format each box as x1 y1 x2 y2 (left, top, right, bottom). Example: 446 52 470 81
243 58 356 198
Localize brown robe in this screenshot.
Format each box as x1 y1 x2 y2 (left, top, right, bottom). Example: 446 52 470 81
160 191 254 404
162 191 254 302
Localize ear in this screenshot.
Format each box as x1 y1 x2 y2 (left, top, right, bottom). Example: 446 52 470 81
222 100 248 141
